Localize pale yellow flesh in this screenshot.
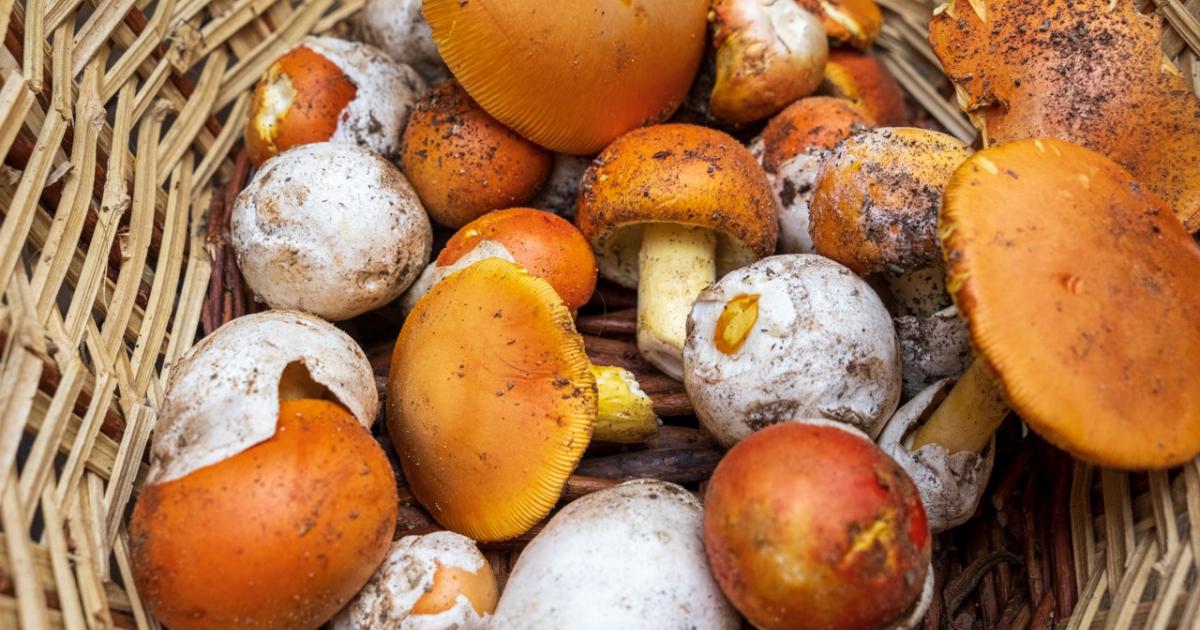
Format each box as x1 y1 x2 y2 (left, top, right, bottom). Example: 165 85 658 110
636 224 718 381
591 365 659 443
909 358 1008 453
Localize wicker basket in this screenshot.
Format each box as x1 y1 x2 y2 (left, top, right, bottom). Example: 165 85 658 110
1 0 1198 627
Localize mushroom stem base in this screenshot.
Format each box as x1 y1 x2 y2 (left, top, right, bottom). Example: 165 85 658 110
886 263 951 317
591 365 659 443
908 358 1008 454
636 224 718 380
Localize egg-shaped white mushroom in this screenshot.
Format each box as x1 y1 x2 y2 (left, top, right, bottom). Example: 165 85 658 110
231 142 432 321
302 36 428 159
357 0 449 83
878 378 995 532
490 479 738 630
894 305 972 398
151 309 378 484
684 254 901 448
332 531 497 630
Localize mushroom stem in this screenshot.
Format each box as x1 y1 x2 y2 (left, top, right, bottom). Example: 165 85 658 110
636 224 718 380
908 359 1008 454
591 365 659 443
886 263 951 317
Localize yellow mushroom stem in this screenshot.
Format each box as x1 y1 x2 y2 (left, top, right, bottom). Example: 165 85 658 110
636 223 718 380
908 358 1009 454
591 365 659 443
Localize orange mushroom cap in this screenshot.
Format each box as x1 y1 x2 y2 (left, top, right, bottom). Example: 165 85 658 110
575 124 777 288
796 0 883 49
131 399 398 630
388 258 594 541
822 49 909 127
704 422 930 630
423 0 708 155
401 82 553 229
941 139 1200 469
245 46 356 166
759 96 874 174
929 0 1200 230
438 208 597 312
809 127 970 275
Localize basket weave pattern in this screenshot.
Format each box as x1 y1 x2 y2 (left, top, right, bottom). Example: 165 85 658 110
0 0 1197 627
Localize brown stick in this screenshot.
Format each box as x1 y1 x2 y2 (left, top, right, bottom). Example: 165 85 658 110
575 447 721 484
1049 452 1077 621
1028 589 1056 629
585 282 638 311
576 308 636 337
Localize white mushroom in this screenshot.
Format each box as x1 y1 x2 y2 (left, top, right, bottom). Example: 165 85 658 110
150 310 378 484
529 153 592 219
894 305 973 398
231 142 432 321
302 36 428 159
357 0 449 83
684 254 901 448
490 480 738 630
709 0 828 125
878 378 995 532
333 531 497 630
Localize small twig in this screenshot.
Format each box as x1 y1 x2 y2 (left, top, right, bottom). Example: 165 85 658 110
576 308 636 337
943 551 1022 616
1028 589 1056 629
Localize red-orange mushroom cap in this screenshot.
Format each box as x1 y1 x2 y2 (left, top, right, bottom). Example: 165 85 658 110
704 421 931 630
929 0 1200 230
822 48 909 127
389 259 595 541
400 82 553 229
131 400 398 630
575 123 777 379
941 138 1200 469
423 0 708 155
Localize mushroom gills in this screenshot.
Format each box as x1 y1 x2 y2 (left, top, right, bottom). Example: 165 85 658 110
908 358 1008 454
637 223 718 380
591 365 659 443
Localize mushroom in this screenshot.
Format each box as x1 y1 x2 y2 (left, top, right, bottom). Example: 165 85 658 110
929 0 1200 229
708 0 828 126
704 421 932 630
388 259 659 542
908 138 1200 470
332 531 498 630
245 36 427 165
752 96 874 253
400 81 553 228
422 0 708 154
131 311 396 629
575 124 778 380
796 0 883 49
822 48 909 127
400 208 596 314
529 153 593 219
878 379 993 532
490 480 739 629
357 0 449 83
809 127 971 317
231 142 432 321
894 305 972 399
683 255 901 448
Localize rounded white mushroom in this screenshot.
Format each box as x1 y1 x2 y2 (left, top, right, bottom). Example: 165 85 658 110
150 310 378 484
333 531 497 630
490 479 738 630
302 36 428 159
878 378 995 532
895 305 973 398
231 142 432 321
357 0 449 83
684 254 901 448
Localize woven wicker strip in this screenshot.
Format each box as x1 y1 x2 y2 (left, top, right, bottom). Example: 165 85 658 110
0 0 1196 627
